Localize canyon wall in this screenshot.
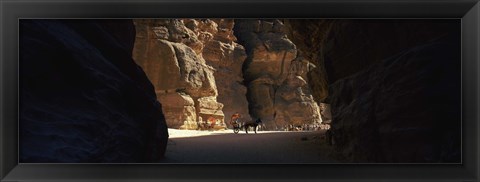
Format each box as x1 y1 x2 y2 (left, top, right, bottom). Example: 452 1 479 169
19 20 168 162
133 19 250 129
133 19 324 130
286 19 459 94
328 35 461 162
18 18 459 163
284 20 335 102
287 19 461 162
197 19 252 127
234 19 322 129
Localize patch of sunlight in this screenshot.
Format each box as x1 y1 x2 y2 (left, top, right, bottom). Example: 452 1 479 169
167 128 294 138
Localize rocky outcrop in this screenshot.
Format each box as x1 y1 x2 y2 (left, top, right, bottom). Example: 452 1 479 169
199 19 251 127
327 35 461 162
273 56 322 127
234 19 322 129
319 103 332 124
19 19 168 162
284 19 335 102
157 92 196 129
133 19 250 129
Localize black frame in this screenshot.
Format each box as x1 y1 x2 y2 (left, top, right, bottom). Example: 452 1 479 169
1 0 479 181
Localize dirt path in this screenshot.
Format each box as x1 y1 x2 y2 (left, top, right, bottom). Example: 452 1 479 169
160 130 337 163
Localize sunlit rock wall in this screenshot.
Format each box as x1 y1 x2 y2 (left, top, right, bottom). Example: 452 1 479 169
234 19 322 129
133 19 251 129
197 19 252 127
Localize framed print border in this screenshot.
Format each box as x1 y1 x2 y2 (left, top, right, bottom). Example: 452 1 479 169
1 0 479 181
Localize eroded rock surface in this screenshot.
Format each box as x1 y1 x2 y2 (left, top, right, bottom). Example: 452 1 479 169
200 19 251 127
234 19 322 129
133 19 250 129
273 57 322 127
319 103 332 124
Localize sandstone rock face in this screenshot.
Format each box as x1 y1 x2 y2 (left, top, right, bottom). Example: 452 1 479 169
284 20 336 102
19 20 168 162
200 19 251 127
235 19 297 83
158 92 196 129
234 19 322 129
319 103 332 124
327 35 461 162
133 19 249 129
274 57 322 128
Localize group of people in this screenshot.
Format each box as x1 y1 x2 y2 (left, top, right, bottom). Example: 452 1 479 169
197 116 219 130
229 112 331 131
282 124 330 131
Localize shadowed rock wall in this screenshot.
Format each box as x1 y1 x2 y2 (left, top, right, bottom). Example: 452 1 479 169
286 19 459 101
19 19 168 162
286 19 461 162
328 35 461 162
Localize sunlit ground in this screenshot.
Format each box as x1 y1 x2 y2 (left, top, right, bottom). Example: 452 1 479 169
162 128 336 163
168 128 308 139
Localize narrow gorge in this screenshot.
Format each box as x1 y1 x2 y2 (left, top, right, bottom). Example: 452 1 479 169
132 19 326 131
19 19 461 163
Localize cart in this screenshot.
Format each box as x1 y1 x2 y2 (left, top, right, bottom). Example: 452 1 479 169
232 122 241 134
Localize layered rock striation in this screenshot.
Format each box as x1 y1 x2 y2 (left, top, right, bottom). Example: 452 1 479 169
19 20 168 162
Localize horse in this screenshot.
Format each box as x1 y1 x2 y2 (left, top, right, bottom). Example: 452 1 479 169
243 118 262 134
